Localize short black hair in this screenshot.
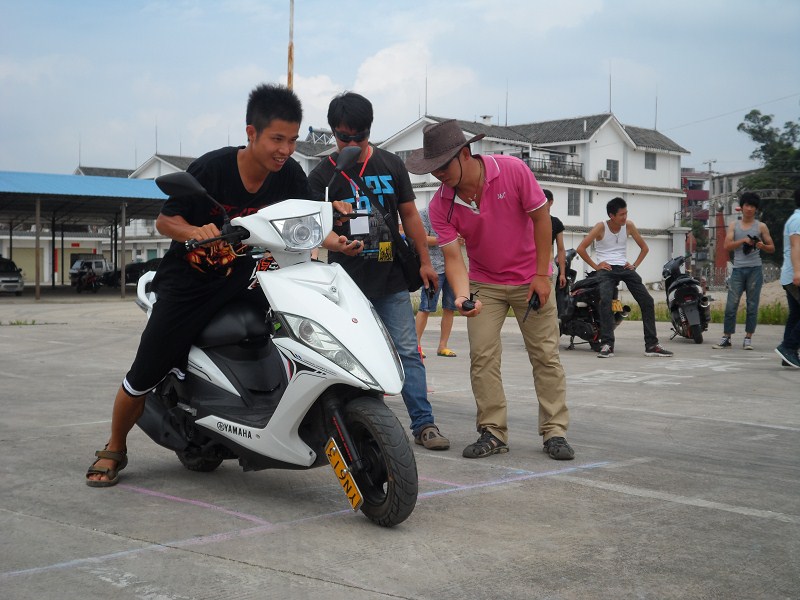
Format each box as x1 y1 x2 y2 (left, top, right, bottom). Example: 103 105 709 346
607 196 627 216
739 191 761 209
327 91 373 132
542 188 554 202
246 83 303 133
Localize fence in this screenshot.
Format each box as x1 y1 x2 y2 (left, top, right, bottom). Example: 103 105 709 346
702 263 781 291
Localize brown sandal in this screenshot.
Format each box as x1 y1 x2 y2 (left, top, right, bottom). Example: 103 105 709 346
85 447 128 487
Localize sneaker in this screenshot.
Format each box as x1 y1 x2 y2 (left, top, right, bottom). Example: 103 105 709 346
775 345 800 369
414 425 450 450
712 337 732 349
597 344 614 358
543 436 575 460
644 344 674 357
462 429 508 458
743 338 753 350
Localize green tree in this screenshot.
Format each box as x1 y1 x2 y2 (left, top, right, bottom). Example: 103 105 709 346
736 109 800 262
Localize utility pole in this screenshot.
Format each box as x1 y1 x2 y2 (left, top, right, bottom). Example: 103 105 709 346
287 0 294 89
704 159 719 282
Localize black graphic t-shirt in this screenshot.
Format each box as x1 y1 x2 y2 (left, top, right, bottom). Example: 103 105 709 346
152 146 310 301
551 215 565 245
308 147 415 299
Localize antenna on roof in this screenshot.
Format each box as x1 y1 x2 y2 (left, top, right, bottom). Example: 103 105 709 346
608 62 612 113
425 65 428 116
505 79 509 126
654 86 658 130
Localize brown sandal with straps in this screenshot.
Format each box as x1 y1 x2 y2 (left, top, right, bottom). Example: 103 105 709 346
85 447 128 487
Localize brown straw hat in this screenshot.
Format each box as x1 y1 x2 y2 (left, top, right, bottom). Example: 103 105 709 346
405 119 485 174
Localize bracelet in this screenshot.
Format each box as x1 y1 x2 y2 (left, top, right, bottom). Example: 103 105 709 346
534 274 549 278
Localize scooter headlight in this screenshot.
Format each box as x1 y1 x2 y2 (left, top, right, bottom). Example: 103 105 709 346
271 213 324 250
282 314 376 386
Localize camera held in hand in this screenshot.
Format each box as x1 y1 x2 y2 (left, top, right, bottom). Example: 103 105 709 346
743 234 761 255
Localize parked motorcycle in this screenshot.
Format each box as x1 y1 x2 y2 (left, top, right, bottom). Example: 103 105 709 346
76 268 101 293
662 255 710 344
136 147 418 527
556 249 630 351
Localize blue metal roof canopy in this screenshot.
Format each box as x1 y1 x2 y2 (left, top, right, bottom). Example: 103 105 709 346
0 171 167 227
0 171 168 299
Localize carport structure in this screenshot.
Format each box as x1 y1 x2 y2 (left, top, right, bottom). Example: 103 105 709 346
0 171 166 299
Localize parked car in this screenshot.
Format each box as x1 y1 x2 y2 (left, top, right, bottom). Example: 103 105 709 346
0 257 24 296
123 258 162 284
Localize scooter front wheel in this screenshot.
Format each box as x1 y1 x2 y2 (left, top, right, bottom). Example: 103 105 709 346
343 397 418 527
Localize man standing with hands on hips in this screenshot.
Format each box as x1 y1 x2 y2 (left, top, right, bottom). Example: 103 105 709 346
405 120 573 461
576 197 673 359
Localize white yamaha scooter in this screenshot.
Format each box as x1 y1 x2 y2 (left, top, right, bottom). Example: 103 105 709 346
136 148 417 527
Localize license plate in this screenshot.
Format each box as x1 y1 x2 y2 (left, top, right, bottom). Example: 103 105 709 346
611 299 623 312
325 438 363 511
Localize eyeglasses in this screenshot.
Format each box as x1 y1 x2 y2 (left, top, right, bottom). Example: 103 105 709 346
334 129 370 143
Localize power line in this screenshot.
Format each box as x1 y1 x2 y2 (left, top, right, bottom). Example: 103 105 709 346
663 92 800 132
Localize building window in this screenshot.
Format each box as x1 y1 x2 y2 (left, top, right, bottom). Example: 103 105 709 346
567 188 580 216
645 152 656 170
606 159 619 182
395 150 412 161
569 145 577 154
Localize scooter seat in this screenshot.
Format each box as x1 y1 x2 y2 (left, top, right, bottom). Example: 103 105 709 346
572 276 601 292
667 276 699 295
196 301 270 349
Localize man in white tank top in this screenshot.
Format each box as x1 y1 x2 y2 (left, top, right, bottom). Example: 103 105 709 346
577 197 673 358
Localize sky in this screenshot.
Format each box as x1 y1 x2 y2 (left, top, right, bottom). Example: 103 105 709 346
2 0 799 177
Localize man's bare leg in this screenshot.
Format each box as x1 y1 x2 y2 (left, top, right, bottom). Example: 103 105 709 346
86 386 147 483
438 309 455 354
415 309 430 347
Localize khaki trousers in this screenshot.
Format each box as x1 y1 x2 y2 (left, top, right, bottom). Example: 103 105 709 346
466 281 569 443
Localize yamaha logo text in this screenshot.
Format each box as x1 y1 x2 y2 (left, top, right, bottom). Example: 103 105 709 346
217 421 253 439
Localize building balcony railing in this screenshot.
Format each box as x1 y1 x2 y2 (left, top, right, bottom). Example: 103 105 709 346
523 158 583 179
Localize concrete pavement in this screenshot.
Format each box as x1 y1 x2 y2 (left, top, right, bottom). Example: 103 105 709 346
0 295 797 599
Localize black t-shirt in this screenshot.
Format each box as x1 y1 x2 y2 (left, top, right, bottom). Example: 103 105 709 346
152 146 310 300
551 215 565 246
308 147 414 298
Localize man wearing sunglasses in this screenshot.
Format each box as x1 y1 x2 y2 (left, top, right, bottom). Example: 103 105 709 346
406 120 573 461
308 92 450 451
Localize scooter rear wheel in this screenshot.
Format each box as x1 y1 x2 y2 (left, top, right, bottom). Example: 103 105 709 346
690 324 703 344
343 397 418 527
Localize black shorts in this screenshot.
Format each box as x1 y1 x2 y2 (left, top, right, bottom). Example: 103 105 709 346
123 267 267 396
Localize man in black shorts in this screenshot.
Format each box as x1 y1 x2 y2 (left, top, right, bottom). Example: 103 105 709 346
86 83 361 486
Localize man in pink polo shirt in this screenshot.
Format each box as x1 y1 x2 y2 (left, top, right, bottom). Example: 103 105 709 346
406 120 573 460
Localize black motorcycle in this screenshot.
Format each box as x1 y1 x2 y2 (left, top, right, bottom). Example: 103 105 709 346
662 255 710 344
556 249 630 351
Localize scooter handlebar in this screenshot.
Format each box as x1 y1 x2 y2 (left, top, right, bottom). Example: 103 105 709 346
185 225 249 251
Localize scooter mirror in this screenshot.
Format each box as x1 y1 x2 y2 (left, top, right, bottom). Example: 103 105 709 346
155 172 208 197
334 146 362 173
